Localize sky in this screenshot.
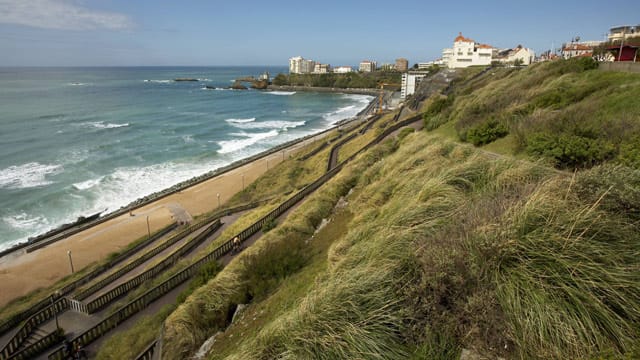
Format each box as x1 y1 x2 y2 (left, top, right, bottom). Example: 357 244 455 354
0 0 638 67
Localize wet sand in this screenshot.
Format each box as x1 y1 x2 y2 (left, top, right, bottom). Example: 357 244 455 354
0 134 325 306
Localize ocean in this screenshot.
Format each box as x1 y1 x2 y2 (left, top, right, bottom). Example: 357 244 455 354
0 67 373 251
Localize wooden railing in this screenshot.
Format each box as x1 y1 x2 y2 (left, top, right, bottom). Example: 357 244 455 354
48 109 422 360
0 225 177 337
83 219 223 314
0 299 67 359
4 329 63 360
134 340 157 360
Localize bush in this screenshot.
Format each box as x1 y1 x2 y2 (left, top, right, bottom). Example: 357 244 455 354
398 127 415 141
466 120 509 146
261 217 277 233
240 233 309 300
526 132 615 168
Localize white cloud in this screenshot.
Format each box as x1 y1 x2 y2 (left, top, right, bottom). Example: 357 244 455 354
0 0 133 30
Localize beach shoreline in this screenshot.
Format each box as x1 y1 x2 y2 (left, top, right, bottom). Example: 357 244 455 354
0 95 377 307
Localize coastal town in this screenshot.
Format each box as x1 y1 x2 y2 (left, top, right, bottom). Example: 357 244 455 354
288 24 639 100
0 1 639 357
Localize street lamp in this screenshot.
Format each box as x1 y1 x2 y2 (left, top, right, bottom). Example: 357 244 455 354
282 150 285 161
146 216 151 239
67 250 75 274
217 193 220 209
51 294 59 331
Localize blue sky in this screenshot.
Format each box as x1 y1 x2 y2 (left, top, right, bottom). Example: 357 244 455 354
0 0 638 66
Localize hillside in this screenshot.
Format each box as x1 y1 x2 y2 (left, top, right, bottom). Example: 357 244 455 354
422 58 640 169
95 60 640 360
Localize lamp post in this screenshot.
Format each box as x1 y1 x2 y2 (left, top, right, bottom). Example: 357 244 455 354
146 216 151 239
67 250 74 274
282 150 285 161
217 193 220 209
51 294 59 331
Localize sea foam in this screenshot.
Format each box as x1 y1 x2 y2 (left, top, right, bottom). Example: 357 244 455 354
267 91 296 96
225 118 256 124
228 120 305 131
0 162 62 189
217 130 279 154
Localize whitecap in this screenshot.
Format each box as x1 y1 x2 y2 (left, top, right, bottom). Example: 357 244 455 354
229 120 305 130
81 121 130 129
143 79 172 84
90 160 228 213
217 130 279 154
3 212 50 231
267 91 296 96
72 177 103 191
0 162 62 189
225 118 256 124
67 82 91 86
182 134 195 143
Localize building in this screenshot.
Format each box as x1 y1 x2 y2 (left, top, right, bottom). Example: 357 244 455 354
395 58 409 72
333 66 353 74
561 43 593 59
313 63 331 74
380 63 396 71
608 25 640 43
289 56 316 74
289 56 303 74
359 60 377 72
607 44 640 61
418 59 446 69
442 33 493 68
496 45 536 65
401 71 429 99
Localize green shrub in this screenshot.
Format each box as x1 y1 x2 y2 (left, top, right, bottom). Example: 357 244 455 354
526 132 615 168
574 164 640 221
261 217 278 233
240 232 309 300
466 120 508 146
398 127 415 141
176 261 222 304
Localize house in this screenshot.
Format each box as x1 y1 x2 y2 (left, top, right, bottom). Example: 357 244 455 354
313 64 331 74
333 66 353 74
443 33 493 68
496 45 536 65
561 43 594 59
608 25 640 43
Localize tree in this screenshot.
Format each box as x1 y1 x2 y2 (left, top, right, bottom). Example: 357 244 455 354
273 73 289 86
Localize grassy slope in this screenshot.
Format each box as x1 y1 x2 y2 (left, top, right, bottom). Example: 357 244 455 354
425 59 640 169
158 131 640 360
99 60 640 359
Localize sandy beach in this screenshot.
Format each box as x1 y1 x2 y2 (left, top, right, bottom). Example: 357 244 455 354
0 132 328 306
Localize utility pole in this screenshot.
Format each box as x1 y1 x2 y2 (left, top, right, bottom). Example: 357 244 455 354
619 28 626 62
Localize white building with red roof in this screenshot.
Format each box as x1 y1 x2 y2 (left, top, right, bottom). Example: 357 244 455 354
561 43 594 59
442 33 494 68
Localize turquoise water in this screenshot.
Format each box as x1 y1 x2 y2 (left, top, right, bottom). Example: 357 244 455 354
0 67 373 250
